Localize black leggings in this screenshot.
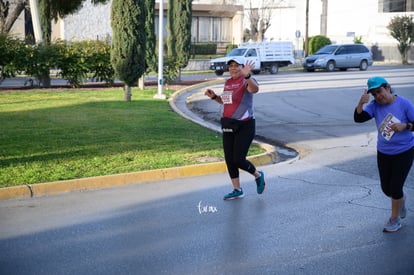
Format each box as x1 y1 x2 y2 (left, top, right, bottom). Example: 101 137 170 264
377 147 414 199
222 118 256 179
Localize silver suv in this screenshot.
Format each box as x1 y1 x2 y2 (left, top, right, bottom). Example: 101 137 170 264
303 44 373 72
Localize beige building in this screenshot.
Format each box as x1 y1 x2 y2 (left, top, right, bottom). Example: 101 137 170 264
54 1 244 48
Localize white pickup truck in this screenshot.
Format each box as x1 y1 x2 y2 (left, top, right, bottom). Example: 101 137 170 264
209 41 295 76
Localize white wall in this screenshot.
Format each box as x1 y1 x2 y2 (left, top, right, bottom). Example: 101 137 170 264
59 1 112 41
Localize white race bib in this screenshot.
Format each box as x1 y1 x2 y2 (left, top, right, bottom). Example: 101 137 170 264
221 92 233 104
379 113 400 141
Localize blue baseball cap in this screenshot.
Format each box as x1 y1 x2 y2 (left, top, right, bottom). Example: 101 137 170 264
367 76 388 92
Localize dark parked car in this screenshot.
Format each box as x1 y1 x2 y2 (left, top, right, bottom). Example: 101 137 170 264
303 44 373 72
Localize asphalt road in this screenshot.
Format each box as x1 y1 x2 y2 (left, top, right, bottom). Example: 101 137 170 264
1 65 414 275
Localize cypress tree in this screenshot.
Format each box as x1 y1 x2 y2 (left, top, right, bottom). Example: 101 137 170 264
174 0 192 69
166 0 192 80
38 0 52 45
37 0 52 87
111 0 146 102
167 0 176 58
145 0 156 73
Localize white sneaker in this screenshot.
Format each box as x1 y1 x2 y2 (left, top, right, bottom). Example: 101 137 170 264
383 217 402 233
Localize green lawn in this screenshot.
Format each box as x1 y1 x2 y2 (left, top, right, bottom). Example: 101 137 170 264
0 88 262 187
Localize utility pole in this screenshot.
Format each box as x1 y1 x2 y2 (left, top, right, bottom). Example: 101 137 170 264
304 0 309 57
321 0 328 36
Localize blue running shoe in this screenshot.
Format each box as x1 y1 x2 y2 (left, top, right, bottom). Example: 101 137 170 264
383 217 402 233
255 171 266 194
400 195 407 219
223 189 244 200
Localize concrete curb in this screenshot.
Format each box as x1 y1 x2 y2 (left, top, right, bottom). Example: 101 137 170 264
0 147 277 200
0 80 282 200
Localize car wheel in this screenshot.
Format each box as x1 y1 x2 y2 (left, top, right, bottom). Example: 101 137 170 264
306 68 315 72
359 60 368 71
326 61 335 72
270 64 279 74
215 70 224 76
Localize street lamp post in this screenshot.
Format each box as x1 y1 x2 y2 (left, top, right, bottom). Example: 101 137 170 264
154 0 166 99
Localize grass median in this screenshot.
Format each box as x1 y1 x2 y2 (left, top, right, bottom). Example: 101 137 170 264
0 88 263 188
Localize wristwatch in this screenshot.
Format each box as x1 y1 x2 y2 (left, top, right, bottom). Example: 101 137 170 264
244 74 251 79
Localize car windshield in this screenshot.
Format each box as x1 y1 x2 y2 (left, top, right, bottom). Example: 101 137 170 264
315 45 337 55
227 48 247 56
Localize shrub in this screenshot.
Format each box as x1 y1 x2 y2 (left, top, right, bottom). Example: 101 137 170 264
0 34 26 82
354 36 363 44
23 42 61 87
58 40 114 87
308 35 331 55
191 43 217 55
0 37 115 87
55 40 89 88
83 40 114 85
226 44 238 53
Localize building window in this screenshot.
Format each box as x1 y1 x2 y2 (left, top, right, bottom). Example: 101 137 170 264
380 0 414 12
198 17 211 42
220 18 232 43
191 16 233 43
212 17 221 41
154 15 168 38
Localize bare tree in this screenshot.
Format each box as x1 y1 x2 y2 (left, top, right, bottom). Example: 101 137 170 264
246 0 284 42
0 0 27 34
